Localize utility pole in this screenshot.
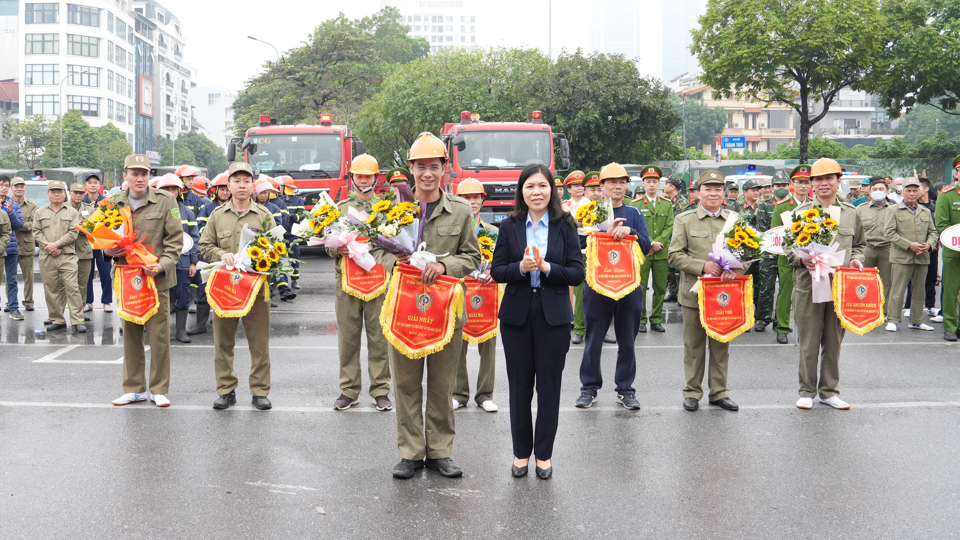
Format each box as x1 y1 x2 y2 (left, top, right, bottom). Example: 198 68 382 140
682 95 687 160
248 36 282 122
172 136 175 166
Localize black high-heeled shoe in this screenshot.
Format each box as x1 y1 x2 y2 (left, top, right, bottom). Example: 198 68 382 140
535 465 553 479
511 464 528 478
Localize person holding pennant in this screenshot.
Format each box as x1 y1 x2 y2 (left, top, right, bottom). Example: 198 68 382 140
453 178 500 413
883 178 938 332
380 133 481 480
668 170 749 413
770 165 813 344
491 164 585 480
105 154 184 408
935 156 960 342
198 162 279 411
783 158 865 410
574 163 651 410
631 165 673 333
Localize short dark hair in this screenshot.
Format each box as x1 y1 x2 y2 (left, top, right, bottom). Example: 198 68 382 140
933 181 946 193
869 176 887 187
0 175 9 186
919 177 932 191
508 163 577 229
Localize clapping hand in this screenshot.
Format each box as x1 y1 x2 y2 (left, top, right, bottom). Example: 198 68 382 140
531 246 550 275
520 246 538 274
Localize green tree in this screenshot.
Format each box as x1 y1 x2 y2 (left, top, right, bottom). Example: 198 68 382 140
674 95 727 150
691 0 888 163
902 106 960 142
95 123 132 187
154 135 196 171
44 109 99 169
233 7 429 137
0 114 52 169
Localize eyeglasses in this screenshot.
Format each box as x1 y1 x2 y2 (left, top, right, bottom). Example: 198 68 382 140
413 164 442 173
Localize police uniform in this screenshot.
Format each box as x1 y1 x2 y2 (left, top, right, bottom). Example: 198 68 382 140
572 171 602 342
857 190 894 303
198 162 275 404
555 176 565 200
453 215 497 408
631 166 673 331
884 178 938 326
11 178 38 311
935 161 960 340
667 171 742 410
664 177 688 302
33 181 84 329
388 167 411 187
65 184 94 317
770 165 812 342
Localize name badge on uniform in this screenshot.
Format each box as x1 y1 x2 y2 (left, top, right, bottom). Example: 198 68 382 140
640 208 649 214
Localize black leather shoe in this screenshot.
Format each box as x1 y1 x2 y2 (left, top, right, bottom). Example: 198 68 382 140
683 397 699 411
945 332 958 342
571 333 583 344
213 391 237 410
535 466 553 480
280 289 297 301
425 457 463 478
512 464 528 478
84 315 90 321
709 397 739 411
45 323 66 331
75 324 87 333
393 459 424 479
252 396 272 410
43 319 53 325
777 333 788 344
754 322 767 332
651 323 665 333
638 323 647 333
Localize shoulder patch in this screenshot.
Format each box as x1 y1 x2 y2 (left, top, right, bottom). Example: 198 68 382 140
171 207 180 220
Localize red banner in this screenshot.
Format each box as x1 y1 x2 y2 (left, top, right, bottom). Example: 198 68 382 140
832 267 885 335
206 268 267 318
379 263 464 359
340 238 389 301
113 265 160 325
697 275 754 343
585 232 645 300
462 277 502 344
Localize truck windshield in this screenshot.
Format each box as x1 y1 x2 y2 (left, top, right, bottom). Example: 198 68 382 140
457 130 552 170
248 134 342 177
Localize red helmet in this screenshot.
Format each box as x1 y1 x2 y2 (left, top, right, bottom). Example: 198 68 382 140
149 177 159 188
192 177 207 192
175 165 190 176
156 174 185 190
211 173 229 188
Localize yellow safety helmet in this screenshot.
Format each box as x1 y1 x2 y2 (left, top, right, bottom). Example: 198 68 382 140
407 132 448 162
599 162 629 182
810 158 842 178
350 154 379 175
455 177 485 197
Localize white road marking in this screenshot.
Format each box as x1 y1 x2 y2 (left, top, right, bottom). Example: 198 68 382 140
245 481 317 491
33 344 82 363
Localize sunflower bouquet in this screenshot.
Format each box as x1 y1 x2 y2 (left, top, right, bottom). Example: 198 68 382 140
77 198 124 235
782 206 839 248
470 227 498 276
782 205 846 303
233 219 295 279
292 191 341 246
344 185 423 258
723 217 763 262
574 198 614 234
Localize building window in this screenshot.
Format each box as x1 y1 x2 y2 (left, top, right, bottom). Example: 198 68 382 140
107 40 113 62
107 99 114 120
25 3 58 24
116 74 126 97
115 18 127 41
107 70 114 91
446 25 452 32
68 34 99 57
67 65 100 87
470 36 476 43
471 16 476 22
446 35 452 42
128 105 134 125
470 25 475 33
108 12 113 32
25 94 59 116
208 93 220 106
174 44 181 57
128 52 134 71
115 44 126 68
768 110 790 129
68 95 100 117
25 64 58 85
413 15 420 22
134 7 142 14
128 79 134 98
461 35 465 42
25 33 58 54
67 4 100 27
727 112 734 128
413 25 421 31
446 16 453 22
116 101 126 122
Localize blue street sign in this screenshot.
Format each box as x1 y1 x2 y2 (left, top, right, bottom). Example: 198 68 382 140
721 136 746 150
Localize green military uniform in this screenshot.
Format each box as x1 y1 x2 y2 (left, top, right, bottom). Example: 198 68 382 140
770 165 813 338
884 194 938 325
454 216 497 407
667 171 742 401
33 183 83 327
573 171 602 339
935 180 960 337
11 178 37 310
390 190 481 462
857 197 894 302
111 161 184 396
66 188 94 311
665 177 688 301
632 189 673 326
326 198 395 404
199 198 275 397
786 198 865 400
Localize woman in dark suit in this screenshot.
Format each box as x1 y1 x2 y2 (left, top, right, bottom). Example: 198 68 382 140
490 163 585 480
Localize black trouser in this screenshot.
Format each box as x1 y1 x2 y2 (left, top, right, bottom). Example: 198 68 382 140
579 285 643 397
501 289 569 461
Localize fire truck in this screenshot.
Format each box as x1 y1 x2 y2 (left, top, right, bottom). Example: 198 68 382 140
227 114 365 209
440 110 570 223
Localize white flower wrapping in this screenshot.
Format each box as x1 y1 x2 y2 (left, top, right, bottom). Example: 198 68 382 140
792 242 846 303
576 197 616 235
346 206 422 257
197 224 288 281
291 191 339 246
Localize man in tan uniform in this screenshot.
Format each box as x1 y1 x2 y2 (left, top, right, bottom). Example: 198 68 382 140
883 177 938 332
857 177 894 302
327 154 394 412
64 183 94 321
668 171 743 413
11 177 37 312
107 154 184 408
199 162 276 411
33 181 84 333
390 133 481 480
786 158 865 411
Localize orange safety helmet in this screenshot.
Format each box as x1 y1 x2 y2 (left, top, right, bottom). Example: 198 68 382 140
455 177 485 197
179 165 201 178
156 174 185 190
254 180 278 195
149 176 160 188
407 132 448 162
350 154 379 175
175 165 190 176
599 162 629 182
192 177 207 192
210 173 229 187
810 158 842 178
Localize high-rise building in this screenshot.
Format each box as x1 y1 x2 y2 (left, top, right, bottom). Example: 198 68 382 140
659 0 706 83
381 0 479 54
192 85 236 150
588 0 641 68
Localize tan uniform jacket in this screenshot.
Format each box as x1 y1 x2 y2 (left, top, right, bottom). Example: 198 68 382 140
786 200 865 291
70 202 95 259
0 210 10 256
884 202 938 265
668 206 744 309
33 204 80 255
14 198 37 256
199 200 276 262
418 192 482 280
110 188 184 291
326 199 397 275
857 200 894 250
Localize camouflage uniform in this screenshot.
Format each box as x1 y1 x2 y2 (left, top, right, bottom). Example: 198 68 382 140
753 198 778 326
666 194 688 299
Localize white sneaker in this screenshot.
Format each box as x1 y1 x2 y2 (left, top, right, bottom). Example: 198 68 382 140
885 322 898 332
909 323 934 331
926 308 940 316
796 397 814 409
112 392 147 406
83 303 93 313
452 399 463 411
903 309 910 318
103 303 113 313
480 400 499 412
932 315 944 323
818 396 851 409
150 393 171 407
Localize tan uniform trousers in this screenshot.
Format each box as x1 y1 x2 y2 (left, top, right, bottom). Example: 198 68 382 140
39 253 83 325
453 338 496 406
793 286 844 399
334 283 391 401
57 258 91 312
887 263 928 324
681 305 730 400
390 329 463 461
122 288 172 395
212 293 271 397
18 255 34 307
863 245 892 302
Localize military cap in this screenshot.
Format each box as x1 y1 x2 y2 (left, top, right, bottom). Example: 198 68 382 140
697 170 724 187
69 182 86 192
228 162 255 177
47 180 67 191
10 177 25 187
584 171 601 188
85 172 101 182
387 167 410 184
554 176 564 188
758 178 772 187
688 180 699 191
640 165 662 179
123 154 151 170
952 156 960 169
665 176 683 189
742 180 760 191
773 176 790 185
903 177 921 188
564 170 585 186
790 165 812 179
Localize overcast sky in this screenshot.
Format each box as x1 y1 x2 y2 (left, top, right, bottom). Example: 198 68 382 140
159 0 587 92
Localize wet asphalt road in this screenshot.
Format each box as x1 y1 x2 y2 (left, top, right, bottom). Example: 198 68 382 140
1 250 959 538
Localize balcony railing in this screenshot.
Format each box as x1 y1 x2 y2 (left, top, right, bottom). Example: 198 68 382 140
165 101 174 109
165 120 174 128
165 80 173 88
180 106 188 113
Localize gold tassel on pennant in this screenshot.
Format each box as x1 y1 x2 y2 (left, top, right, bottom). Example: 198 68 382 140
831 270 885 335
113 270 160 325
462 285 503 345
205 269 266 319
697 275 754 343
340 258 390 301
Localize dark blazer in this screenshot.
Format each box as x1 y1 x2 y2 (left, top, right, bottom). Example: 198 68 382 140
491 214 585 327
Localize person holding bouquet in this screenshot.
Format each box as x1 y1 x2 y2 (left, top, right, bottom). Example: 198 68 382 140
785 158 865 410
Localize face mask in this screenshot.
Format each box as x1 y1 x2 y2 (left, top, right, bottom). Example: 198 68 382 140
871 191 886 201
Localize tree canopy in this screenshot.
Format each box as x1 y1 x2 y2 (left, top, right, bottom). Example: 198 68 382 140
155 131 229 177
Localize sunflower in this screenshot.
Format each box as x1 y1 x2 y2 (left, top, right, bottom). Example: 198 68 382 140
257 237 271 248
791 221 804 233
481 248 493 262
796 233 811 245
387 207 404 221
735 226 744 235
583 215 596 227
255 258 271 272
248 246 264 259
329 209 341 220
575 206 589 219
822 218 838 228
274 242 287 256
372 200 391 213
267 249 280 263
313 224 323 235
803 223 820 234
366 213 378 225
586 201 598 212
745 239 759 249
735 231 749 242
802 208 820 221
746 228 758 238
478 236 495 247
315 204 332 216
399 214 414 225
726 238 741 249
